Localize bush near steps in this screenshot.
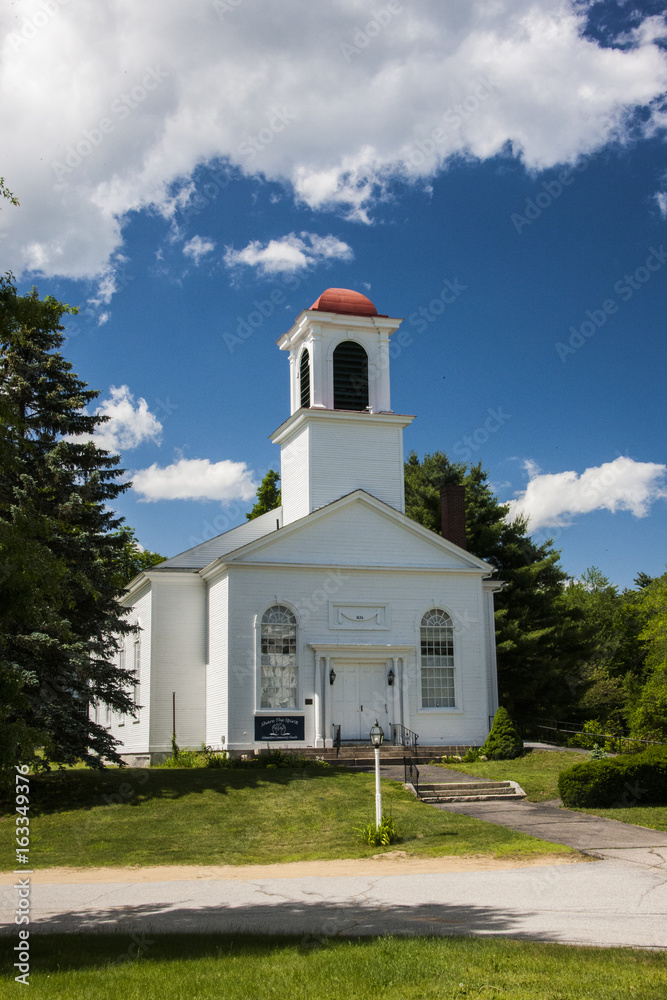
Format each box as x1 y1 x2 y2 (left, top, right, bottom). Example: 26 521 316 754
557 745 667 808
481 707 524 761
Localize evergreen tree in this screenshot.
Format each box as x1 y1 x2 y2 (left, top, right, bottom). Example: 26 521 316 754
0 276 136 772
404 451 588 718
481 706 524 759
246 469 281 520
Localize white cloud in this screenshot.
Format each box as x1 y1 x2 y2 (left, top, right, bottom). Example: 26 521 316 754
2 1 666 281
132 457 257 502
506 456 667 530
74 385 163 452
88 272 119 307
183 235 215 264
657 191 667 218
224 231 353 274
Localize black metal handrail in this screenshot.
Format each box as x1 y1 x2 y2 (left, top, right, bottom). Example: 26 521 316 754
404 756 419 796
391 723 419 751
520 717 665 754
332 724 341 757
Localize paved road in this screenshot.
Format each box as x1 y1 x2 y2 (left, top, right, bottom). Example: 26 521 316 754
1 852 665 948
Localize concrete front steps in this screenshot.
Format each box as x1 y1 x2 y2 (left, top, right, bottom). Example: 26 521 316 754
415 780 526 803
297 745 469 767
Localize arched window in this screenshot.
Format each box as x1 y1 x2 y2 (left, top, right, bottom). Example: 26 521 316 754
333 341 368 410
420 609 455 708
299 348 311 408
260 605 297 709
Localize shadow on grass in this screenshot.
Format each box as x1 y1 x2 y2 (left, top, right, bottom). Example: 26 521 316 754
1 765 353 818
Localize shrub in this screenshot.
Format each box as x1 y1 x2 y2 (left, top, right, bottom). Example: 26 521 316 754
156 745 331 771
356 816 397 846
567 719 630 754
481 707 523 760
160 745 228 769
558 745 667 808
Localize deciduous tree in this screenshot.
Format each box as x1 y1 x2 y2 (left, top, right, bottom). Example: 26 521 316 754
404 451 587 718
246 468 281 520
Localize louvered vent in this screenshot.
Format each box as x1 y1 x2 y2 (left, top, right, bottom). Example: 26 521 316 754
299 348 310 408
333 341 368 410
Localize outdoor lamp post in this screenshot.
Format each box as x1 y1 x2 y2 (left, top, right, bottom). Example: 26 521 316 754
369 719 384 826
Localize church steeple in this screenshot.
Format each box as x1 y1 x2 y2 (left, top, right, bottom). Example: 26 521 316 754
271 289 414 525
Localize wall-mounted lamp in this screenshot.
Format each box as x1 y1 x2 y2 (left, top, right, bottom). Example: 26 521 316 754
387 668 395 687
329 668 336 685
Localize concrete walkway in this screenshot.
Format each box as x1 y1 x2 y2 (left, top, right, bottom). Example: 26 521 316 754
436 799 667 862
367 756 667 866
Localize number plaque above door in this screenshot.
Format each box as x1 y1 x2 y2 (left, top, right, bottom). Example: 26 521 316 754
328 602 391 630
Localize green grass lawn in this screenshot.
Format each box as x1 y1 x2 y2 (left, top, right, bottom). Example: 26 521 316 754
0 766 574 868
573 805 667 831
435 749 667 830
1 933 665 999
435 749 585 802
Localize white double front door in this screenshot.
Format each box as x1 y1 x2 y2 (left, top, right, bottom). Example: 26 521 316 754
332 661 391 741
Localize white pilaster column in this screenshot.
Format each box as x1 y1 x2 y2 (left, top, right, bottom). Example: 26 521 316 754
376 333 391 411
288 351 297 413
314 653 323 747
391 656 400 730
323 655 333 746
310 329 327 408
401 656 410 731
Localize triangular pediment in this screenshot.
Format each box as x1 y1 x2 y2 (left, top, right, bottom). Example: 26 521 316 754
202 491 492 575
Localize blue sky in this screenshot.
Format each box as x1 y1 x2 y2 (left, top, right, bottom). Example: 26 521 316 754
2 0 666 588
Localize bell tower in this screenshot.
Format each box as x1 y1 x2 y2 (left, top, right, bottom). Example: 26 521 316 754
271 288 415 525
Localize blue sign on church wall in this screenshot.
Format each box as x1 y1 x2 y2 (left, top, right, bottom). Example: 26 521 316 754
254 715 305 741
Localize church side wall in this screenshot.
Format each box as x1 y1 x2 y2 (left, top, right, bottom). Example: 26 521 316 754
206 573 229 751
117 585 152 757
483 587 500 723
225 563 491 748
149 575 207 753
102 583 152 761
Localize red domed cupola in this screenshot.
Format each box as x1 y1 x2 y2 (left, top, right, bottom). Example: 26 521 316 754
310 288 378 317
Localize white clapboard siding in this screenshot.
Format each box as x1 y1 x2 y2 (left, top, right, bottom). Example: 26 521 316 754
280 423 311 524
149 574 206 752
224 562 491 747
308 419 405 514
206 572 229 750
238 498 477 570
95 583 153 755
278 416 407 525
115 584 153 754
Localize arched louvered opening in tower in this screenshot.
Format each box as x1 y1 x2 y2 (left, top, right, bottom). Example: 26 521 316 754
333 341 369 410
299 348 311 408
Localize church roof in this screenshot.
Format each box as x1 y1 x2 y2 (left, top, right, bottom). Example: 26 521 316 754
153 506 282 570
309 288 382 317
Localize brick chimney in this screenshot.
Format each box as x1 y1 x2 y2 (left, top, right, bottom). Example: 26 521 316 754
440 485 467 550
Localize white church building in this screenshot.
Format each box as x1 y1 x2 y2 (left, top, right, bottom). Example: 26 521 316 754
105 288 501 762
